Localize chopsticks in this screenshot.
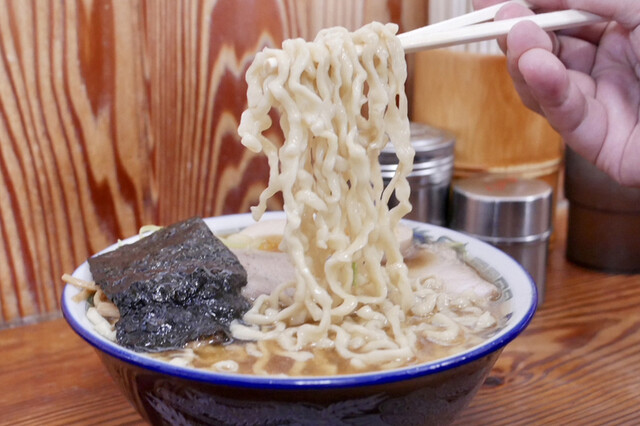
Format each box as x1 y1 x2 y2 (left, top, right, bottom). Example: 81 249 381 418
260 1 604 71
398 0 605 53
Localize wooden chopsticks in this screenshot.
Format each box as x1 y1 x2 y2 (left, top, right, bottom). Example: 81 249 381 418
398 0 604 53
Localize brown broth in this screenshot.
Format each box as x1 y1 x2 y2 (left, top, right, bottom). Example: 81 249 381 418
149 243 504 377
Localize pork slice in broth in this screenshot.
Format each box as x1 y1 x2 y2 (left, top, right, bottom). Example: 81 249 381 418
233 248 296 300
405 243 498 299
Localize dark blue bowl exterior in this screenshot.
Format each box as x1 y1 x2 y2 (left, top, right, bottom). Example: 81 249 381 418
96 346 501 426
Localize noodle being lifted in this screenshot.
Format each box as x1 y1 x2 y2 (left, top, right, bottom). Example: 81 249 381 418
236 22 427 369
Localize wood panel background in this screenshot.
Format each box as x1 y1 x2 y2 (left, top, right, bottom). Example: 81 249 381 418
0 0 428 326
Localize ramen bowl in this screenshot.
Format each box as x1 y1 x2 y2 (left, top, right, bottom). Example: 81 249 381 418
62 212 536 425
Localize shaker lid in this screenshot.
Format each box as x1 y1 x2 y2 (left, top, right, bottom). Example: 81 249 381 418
450 176 553 240
380 122 455 165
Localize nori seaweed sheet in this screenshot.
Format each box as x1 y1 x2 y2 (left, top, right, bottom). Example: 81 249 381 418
88 217 250 352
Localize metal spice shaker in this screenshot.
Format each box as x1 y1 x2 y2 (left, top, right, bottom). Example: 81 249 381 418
450 176 553 306
380 122 455 226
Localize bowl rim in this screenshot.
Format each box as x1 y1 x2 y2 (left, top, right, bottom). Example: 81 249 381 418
62 211 537 390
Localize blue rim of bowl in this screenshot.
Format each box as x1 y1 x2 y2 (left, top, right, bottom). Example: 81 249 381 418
61 214 537 390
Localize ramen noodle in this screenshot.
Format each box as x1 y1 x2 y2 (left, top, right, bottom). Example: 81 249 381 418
234 22 496 371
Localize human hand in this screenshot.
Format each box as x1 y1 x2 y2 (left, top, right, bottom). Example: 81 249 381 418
472 0 640 186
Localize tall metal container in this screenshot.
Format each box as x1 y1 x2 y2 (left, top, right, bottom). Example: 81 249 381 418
380 122 455 226
565 147 640 272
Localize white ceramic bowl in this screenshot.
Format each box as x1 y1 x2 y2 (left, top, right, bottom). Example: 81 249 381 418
62 212 536 425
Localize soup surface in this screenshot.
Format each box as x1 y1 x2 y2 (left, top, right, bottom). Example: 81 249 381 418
144 224 505 376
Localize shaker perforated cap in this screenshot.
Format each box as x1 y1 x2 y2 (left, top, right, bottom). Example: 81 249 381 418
379 122 455 181
450 177 553 242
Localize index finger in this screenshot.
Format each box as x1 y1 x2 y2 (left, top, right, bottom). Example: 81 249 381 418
525 0 640 29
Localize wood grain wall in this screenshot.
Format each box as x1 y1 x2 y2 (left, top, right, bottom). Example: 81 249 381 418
0 0 428 325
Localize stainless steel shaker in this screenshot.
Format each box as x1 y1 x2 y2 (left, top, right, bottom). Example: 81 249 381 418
450 177 553 306
380 122 455 226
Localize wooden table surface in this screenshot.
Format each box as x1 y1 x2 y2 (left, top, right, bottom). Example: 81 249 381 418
2 204 639 425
